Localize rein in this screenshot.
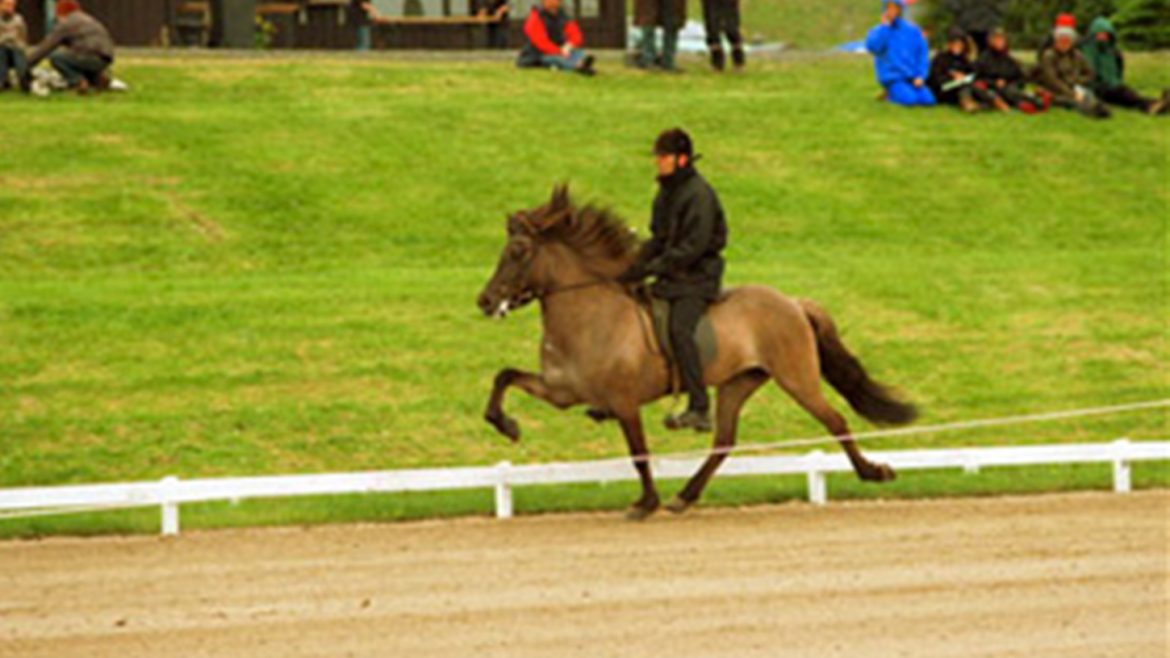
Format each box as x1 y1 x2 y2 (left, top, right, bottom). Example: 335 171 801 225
537 278 613 300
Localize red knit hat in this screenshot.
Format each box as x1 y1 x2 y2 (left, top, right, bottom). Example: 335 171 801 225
1054 13 1076 29
56 0 81 17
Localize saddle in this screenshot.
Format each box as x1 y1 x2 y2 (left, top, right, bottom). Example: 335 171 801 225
630 285 720 389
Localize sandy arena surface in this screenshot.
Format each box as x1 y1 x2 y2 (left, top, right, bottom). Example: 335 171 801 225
1 491 1167 658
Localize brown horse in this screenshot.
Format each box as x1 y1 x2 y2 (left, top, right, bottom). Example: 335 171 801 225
477 185 917 519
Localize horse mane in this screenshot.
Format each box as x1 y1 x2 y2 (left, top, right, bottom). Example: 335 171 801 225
537 201 641 276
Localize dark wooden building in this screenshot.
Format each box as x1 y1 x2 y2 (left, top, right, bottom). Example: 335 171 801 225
19 0 625 49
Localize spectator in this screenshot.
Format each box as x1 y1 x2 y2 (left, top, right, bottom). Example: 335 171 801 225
1035 13 1075 64
974 27 1047 114
1080 16 1168 116
866 0 934 107
633 0 684 71
701 0 744 72
350 0 375 51
1036 16 1110 118
945 0 1003 53
0 0 27 92
474 0 510 50
516 0 595 75
26 0 114 94
928 26 987 112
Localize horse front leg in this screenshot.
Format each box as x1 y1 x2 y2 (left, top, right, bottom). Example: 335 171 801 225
484 368 580 441
616 411 660 521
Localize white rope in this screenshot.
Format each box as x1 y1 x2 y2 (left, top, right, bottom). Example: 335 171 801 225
620 398 1170 465
0 502 153 521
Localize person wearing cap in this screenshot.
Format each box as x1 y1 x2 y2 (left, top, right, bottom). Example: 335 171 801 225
701 0 745 72
1036 16 1109 118
633 0 684 71
516 0 595 76
927 26 988 112
1035 12 1075 63
0 0 28 92
866 0 934 107
1080 16 1168 116
26 0 115 93
974 27 1046 114
618 129 728 432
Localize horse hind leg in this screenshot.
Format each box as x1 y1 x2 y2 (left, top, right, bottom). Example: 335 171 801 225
666 368 770 513
773 367 896 483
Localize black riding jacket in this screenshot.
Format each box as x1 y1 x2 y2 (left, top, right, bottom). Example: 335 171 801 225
628 166 727 300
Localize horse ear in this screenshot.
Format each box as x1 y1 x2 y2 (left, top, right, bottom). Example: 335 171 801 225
550 182 570 212
508 212 534 236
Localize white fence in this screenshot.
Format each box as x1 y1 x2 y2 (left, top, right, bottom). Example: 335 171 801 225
0 438 1166 536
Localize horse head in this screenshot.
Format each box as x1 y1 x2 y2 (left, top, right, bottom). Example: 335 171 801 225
477 184 574 318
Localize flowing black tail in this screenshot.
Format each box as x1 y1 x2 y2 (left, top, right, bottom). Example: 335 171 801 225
800 300 918 426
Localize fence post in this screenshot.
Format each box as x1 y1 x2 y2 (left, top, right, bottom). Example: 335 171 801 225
494 461 513 519
1112 438 1132 494
806 450 827 506
160 475 180 536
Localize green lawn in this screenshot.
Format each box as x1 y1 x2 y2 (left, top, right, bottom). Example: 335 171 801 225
0 52 1167 537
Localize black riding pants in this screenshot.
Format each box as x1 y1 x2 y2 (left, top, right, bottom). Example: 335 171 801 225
668 296 709 413
701 0 741 49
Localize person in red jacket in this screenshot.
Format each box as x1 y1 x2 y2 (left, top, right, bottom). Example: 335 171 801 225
516 0 595 75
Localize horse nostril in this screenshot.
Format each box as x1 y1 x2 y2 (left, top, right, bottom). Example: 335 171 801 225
477 292 491 312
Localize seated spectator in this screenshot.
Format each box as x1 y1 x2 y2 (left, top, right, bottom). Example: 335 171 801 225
1035 12 1074 64
1036 16 1109 119
0 0 27 92
516 0 595 75
27 0 114 93
974 27 1046 114
1080 16 1168 116
866 0 934 107
928 26 986 112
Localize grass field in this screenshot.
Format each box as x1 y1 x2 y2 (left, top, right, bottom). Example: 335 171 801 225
0 51 1167 537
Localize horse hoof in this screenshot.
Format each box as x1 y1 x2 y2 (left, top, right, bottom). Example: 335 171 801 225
500 417 521 442
585 408 615 424
486 412 521 442
625 501 659 522
664 496 692 514
862 463 897 483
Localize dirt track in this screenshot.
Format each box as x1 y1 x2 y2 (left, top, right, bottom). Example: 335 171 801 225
1 491 1167 658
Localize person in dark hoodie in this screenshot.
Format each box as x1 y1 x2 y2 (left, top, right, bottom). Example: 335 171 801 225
928 26 987 112
26 0 114 93
866 0 934 107
974 27 1046 113
1080 16 1168 116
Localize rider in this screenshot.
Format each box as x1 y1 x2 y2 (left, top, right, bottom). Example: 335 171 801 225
619 128 728 432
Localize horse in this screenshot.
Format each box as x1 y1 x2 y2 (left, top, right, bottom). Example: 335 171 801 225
476 184 917 520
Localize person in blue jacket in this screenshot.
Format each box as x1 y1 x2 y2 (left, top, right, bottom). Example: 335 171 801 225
866 0 935 107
